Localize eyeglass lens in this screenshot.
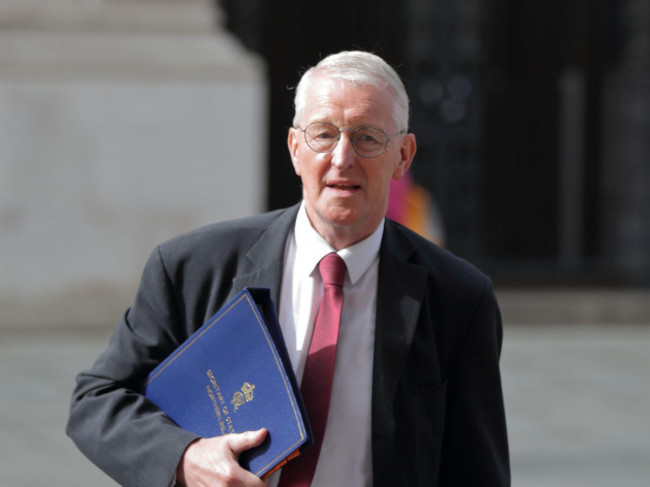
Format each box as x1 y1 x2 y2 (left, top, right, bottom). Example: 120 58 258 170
304 122 389 157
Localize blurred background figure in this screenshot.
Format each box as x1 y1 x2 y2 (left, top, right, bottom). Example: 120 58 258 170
387 174 446 247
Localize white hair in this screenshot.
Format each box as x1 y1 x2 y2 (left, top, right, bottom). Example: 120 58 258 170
292 51 410 132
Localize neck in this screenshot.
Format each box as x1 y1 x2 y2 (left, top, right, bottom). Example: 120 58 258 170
320 229 369 251
305 212 382 251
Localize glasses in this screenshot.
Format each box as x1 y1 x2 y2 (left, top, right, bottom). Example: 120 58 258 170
298 122 402 158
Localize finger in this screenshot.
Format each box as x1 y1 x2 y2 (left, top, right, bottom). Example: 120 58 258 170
228 428 268 457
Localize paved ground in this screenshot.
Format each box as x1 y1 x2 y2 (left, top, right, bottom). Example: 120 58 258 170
501 324 650 486
1 320 649 486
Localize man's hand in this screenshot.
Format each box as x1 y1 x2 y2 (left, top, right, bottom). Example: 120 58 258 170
176 429 268 487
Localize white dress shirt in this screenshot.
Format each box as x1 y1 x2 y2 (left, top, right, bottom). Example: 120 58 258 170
268 203 383 487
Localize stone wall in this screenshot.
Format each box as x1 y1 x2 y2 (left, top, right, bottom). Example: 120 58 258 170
0 0 267 329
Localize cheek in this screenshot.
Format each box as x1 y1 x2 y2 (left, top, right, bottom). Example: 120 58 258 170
302 155 330 183
372 164 398 188
297 163 323 195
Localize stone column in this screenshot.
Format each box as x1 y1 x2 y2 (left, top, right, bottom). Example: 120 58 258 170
0 0 267 328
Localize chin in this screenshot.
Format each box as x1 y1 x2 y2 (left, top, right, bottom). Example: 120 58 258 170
322 205 359 225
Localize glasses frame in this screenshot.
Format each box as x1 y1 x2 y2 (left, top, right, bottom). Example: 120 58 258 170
297 122 405 159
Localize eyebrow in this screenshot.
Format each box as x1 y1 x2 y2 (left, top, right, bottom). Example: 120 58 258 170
308 120 387 130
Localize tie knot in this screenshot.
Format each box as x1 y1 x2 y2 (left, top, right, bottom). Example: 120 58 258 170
318 253 346 287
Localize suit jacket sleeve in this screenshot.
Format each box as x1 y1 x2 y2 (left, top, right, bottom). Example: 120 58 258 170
66 246 200 487
66 206 295 487
437 279 510 485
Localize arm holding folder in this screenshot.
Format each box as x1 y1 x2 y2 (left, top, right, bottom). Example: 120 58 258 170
67 235 304 487
144 289 311 482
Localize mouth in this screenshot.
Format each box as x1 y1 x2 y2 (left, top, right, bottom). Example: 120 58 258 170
326 182 361 192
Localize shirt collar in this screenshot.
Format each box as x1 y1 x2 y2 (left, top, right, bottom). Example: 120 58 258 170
294 202 384 285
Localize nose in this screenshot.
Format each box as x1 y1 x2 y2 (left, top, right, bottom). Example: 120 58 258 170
330 131 356 169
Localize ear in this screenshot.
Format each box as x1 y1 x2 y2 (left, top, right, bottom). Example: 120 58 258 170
287 128 302 176
392 133 417 180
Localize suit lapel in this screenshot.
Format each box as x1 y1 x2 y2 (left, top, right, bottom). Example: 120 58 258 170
231 204 300 305
372 221 428 477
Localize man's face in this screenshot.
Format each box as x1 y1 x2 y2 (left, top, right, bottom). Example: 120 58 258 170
288 76 416 249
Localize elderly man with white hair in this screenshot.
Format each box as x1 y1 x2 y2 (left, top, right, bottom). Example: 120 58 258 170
68 50 510 487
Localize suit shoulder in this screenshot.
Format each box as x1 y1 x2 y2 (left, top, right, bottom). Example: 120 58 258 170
158 207 292 255
385 219 492 291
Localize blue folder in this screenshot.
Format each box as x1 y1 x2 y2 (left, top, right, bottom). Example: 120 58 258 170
145 288 312 478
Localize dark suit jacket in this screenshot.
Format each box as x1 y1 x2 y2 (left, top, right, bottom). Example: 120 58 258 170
67 203 510 487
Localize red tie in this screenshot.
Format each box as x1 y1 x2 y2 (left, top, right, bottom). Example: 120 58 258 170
278 252 346 486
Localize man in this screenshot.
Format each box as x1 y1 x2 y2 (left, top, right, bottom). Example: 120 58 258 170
68 50 510 487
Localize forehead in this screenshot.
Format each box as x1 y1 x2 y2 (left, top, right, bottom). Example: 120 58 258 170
302 76 396 129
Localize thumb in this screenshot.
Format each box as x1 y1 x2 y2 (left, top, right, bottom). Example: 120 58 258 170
228 428 268 457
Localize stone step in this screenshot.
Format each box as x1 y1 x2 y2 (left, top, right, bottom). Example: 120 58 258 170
497 288 650 325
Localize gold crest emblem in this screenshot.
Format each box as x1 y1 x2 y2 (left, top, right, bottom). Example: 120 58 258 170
231 382 255 412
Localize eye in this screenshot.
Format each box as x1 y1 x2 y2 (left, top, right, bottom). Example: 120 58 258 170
307 123 338 140
356 132 380 143
314 129 336 140
354 128 385 146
